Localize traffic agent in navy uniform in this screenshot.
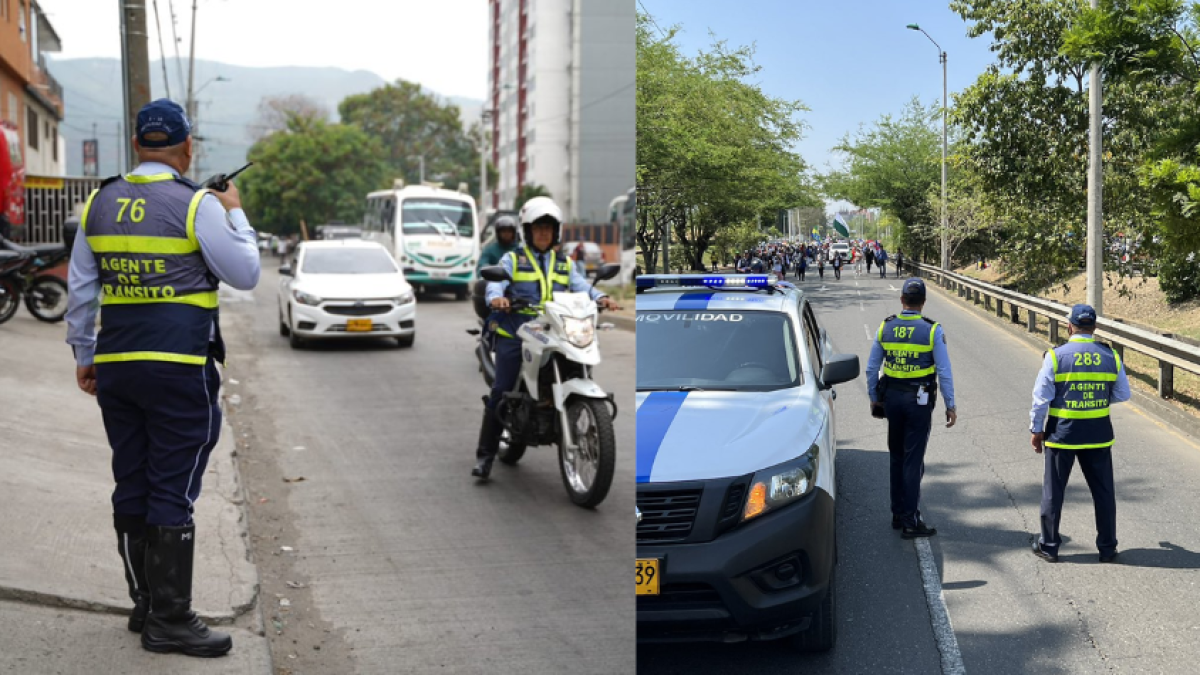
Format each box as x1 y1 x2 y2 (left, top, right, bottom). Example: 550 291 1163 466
65 99 260 657
1029 304 1131 563
865 278 957 538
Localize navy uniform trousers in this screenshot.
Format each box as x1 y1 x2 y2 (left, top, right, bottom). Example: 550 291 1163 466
96 359 222 527
1040 446 1117 556
883 383 935 528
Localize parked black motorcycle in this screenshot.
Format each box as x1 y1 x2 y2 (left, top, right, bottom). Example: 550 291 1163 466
0 222 75 324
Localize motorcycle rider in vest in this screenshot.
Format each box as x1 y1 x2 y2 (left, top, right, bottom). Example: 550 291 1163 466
65 99 260 657
472 197 620 479
865 278 957 539
1029 304 1131 564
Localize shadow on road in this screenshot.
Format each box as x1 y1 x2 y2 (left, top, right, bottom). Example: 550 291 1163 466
1057 541 1200 569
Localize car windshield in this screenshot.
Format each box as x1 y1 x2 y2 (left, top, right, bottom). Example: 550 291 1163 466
301 247 397 274
636 309 802 391
401 199 475 237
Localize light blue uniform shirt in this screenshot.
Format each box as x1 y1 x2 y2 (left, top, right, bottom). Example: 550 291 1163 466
866 309 956 408
1029 334 1131 433
484 248 607 305
66 162 261 366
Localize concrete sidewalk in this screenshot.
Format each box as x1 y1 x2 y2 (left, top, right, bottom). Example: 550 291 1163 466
0 310 270 672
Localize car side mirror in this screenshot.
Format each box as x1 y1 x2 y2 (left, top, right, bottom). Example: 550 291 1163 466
279 264 294 277
479 265 511 283
594 263 621 282
820 353 860 389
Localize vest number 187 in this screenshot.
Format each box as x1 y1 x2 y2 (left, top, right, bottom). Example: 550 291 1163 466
892 326 915 339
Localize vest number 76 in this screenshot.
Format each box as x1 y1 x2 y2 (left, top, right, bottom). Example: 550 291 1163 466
1074 352 1103 366
116 198 147 223
892 326 915 339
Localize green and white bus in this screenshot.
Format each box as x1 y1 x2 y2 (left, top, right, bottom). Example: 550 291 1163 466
363 183 480 300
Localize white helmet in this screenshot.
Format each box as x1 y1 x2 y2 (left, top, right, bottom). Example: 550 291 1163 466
518 196 564 248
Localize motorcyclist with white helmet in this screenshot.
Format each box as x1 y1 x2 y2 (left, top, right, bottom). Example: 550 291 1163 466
472 197 620 479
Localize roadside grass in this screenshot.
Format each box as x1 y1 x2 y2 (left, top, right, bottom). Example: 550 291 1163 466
951 265 1200 419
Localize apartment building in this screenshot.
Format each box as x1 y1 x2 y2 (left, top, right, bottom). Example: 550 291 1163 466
0 0 65 176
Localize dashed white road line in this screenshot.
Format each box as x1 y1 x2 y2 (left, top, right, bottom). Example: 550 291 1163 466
915 537 966 675
863 323 872 342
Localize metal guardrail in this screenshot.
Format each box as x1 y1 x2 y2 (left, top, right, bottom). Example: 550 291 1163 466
898 259 1200 400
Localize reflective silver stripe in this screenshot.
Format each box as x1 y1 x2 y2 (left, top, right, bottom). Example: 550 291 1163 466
122 533 138 592
184 362 214 518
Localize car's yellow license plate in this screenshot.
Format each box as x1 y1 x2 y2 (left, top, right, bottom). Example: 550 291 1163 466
346 318 372 332
636 559 660 596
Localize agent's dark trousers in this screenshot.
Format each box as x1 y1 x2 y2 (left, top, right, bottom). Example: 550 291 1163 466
96 360 221 527
884 388 934 528
1040 446 1117 555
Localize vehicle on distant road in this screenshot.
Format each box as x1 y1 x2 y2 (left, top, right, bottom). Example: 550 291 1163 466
562 240 605 276
277 240 416 349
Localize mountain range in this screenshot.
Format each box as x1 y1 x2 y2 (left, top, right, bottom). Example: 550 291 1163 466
47 57 483 178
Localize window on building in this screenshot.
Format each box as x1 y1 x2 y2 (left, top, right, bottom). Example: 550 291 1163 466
52 125 57 161
18 0 26 41
26 106 37 150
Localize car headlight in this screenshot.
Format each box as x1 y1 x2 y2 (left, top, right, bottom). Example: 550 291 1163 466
292 289 322 306
742 444 819 522
562 316 595 348
393 291 415 305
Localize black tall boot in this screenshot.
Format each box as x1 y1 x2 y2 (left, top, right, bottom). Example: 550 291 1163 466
472 410 501 479
114 514 150 632
141 524 232 657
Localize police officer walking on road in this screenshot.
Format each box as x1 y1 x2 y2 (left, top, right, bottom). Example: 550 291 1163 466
472 197 619 479
866 279 957 538
1029 304 1130 563
65 99 260 657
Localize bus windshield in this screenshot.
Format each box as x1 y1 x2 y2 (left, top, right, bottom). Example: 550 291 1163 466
401 199 475 238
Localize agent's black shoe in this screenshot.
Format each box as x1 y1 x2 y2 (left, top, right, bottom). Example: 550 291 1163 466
472 410 500 480
472 456 493 480
901 522 937 539
114 514 150 632
1031 542 1059 563
1099 551 1118 563
142 525 232 657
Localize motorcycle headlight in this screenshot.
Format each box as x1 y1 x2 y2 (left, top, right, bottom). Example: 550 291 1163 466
742 444 819 523
562 316 595 348
292 289 322 306
393 291 415 305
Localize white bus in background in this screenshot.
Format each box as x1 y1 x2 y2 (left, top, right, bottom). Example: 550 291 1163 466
363 182 479 300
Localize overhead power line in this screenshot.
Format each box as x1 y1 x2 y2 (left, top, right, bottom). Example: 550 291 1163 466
151 0 171 98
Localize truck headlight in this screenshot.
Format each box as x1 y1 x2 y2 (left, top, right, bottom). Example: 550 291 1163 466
742 444 819 522
562 316 595 348
292 289 322 306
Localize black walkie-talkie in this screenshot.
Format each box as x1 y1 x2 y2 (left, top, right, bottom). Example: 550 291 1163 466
203 162 254 192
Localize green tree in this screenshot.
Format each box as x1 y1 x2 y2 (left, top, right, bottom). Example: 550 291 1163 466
339 81 489 196
239 117 388 235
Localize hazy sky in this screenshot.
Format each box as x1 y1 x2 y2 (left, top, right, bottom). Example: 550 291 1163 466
38 0 488 99
641 0 1000 210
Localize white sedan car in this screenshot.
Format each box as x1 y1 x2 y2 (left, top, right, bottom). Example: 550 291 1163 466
278 240 416 348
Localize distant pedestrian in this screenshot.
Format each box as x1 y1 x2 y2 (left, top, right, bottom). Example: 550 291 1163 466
832 252 843 280
895 250 904 277
797 253 807 281
877 248 888 278
817 253 825 279
866 246 875 273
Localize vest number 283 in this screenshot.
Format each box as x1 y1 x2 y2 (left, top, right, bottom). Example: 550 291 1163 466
116 198 147 223
1074 352 1103 366
892 326 915 339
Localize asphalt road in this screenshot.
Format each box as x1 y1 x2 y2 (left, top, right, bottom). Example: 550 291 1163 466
222 265 635 675
638 268 1200 674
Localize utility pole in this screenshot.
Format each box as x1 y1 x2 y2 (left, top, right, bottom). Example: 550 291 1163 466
1086 0 1104 314
940 49 948 270
120 0 151 172
185 0 198 179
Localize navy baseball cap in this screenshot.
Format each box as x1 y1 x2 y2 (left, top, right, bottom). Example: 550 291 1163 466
1069 304 1097 327
136 99 191 148
902 278 926 298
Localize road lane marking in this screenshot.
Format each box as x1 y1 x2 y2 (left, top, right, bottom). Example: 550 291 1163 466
863 323 872 342
915 538 966 675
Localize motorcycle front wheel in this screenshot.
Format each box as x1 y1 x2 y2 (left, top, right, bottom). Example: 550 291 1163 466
0 277 19 324
559 397 616 508
24 276 69 322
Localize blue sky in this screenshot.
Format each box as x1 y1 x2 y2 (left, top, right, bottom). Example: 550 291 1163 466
640 0 1000 209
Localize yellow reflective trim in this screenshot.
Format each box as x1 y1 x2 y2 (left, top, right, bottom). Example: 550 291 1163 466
124 173 176 184
1048 407 1110 419
895 314 924 320
101 291 219 309
1069 336 1096 343
496 327 514 338
79 189 100 234
880 342 933 353
1113 346 1122 373
1044 440 1114 450
1054 372 1117 382
929 322 939 347
87 235 199 254
1051 350 1059 374
94 351 207 365
884 366 937 378
877 321 885 342
186 189 209 248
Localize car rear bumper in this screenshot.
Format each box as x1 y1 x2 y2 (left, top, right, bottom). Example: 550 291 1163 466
636 487 835 643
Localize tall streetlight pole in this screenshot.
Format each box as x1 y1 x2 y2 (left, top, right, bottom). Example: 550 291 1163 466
907 23 949 270
1086 0 1104 314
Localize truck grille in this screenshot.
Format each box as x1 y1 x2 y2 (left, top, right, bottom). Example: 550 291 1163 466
637 488 702 543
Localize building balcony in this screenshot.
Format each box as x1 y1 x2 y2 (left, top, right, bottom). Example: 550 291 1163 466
28 56 64 119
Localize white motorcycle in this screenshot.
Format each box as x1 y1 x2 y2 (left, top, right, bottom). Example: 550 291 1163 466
474 263 621 508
